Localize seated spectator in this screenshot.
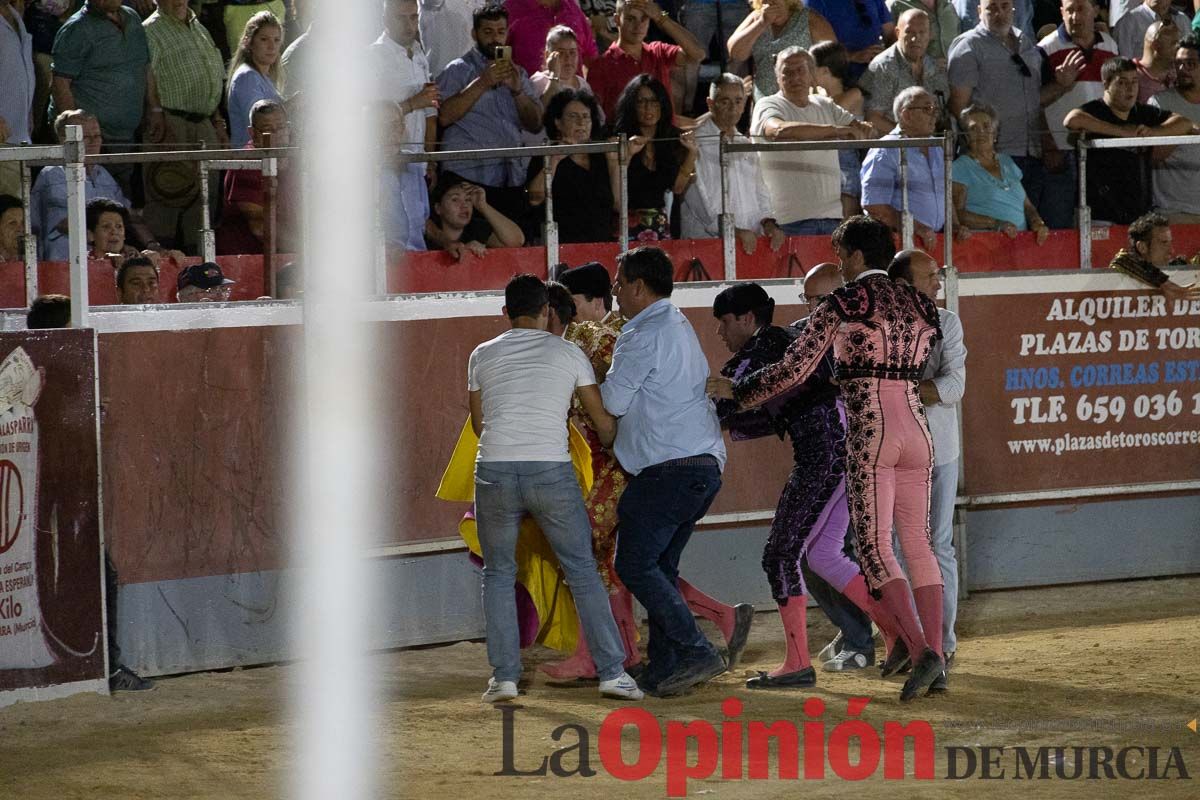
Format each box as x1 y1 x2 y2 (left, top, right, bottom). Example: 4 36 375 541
506 0 597 76
216 99 300 255
1135 19 1181 101
680 73 784 251
751 46 875 236
1113 0 1190 58
227 11 284 149
526 89 617 243
727 0 836 100
86 197 139 260
27 293 71 329
611 74 697 241
31 109 130 260
0 194 22 262
116 255 160 304
1037 0 1119 228
436 4 543 230
176 261 235 303
861 86 962 250
588 0 705 118
885 0 961 62
812 40 870 216
952 104 1050 243
1063 56 1191 224
530 25 596 109
425 172 526 259
860 8 950 135
1109 211 1200 300
1150 36 1200 223
808 0 896 79
948 0 1050 228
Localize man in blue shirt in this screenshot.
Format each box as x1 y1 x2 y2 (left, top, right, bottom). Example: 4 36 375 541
861 86 954 252
602 246 728 697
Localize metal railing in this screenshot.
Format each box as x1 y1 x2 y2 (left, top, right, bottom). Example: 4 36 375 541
1076 132 1200 269
12 134 294 309
721 134 955 281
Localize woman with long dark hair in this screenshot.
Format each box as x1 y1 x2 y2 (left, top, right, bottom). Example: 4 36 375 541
526 89 617 243
611 74 697 242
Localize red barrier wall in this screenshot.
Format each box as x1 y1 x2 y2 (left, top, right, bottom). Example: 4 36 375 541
8 225 1200 306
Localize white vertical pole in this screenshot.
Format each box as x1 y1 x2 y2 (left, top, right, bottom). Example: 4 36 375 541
64 125 89 328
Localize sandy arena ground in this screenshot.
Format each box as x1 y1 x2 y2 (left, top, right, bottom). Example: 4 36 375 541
2 576 1198 799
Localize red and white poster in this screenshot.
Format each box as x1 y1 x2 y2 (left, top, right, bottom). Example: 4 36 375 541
0 330 107 705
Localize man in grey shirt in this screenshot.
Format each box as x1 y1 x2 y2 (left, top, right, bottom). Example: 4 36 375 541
861 9 950 134
1150 36 1200 223
948 0 1048 224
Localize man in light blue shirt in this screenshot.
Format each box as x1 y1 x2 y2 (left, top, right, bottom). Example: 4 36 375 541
861 86 948 252
602 246 728 697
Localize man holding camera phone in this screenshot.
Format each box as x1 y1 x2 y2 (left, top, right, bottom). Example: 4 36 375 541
436 3 543 227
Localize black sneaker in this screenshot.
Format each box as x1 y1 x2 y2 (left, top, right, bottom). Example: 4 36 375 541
655 651 727 697
109 665 155 692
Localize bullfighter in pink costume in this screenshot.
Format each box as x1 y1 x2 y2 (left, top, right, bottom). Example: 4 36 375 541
711 216 946 701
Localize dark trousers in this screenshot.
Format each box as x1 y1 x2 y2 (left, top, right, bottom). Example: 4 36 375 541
615 461 722 682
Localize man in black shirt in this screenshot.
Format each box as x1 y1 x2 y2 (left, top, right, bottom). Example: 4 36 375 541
1064 56 1191 224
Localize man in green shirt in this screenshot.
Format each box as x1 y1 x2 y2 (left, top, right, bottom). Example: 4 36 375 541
142 0 228 251
50 0 161 197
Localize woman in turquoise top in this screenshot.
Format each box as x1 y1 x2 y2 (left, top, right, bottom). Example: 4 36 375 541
952 104 1050 244
727 0 835 99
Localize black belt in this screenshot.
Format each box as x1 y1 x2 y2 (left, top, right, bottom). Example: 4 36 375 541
652 454 719 468
164 108 212 124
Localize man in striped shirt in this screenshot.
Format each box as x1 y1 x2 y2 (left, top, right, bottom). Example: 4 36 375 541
142 0 227 252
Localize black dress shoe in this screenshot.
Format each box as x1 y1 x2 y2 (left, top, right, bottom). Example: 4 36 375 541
879 638 911 678
725 603 755 670
927 668 948 693
746 666 816 689
900 648 945 702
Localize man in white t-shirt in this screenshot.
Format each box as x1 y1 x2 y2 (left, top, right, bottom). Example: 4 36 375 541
1150 37 1200 224
468 273 642 704
750 47 876 236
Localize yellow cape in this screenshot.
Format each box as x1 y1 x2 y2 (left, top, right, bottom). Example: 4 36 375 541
435 418 594 653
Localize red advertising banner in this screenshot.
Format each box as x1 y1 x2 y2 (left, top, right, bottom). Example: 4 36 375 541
0 329 107 706
960 277 1200 496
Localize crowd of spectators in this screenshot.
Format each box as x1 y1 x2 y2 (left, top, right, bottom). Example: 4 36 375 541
2 0 1200 299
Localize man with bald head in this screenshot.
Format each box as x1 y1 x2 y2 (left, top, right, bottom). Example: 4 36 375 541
1135 20 1181 102
888 249 966 691
860 9 950 135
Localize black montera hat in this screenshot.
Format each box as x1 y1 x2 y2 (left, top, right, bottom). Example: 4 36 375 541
713 282 773 318
558 261 612 299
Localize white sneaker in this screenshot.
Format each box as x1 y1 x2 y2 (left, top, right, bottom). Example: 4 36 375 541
481 678 519 703
599 672 644 701
817 633 843 663
822 648 874 672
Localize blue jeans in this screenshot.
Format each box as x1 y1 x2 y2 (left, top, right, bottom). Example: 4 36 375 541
474 461 625 683
930 459 959 653
679 1 751 65
779 218 841 236
615 461 723 683
802 525 874 655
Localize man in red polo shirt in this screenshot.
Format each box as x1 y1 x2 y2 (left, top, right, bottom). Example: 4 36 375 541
589 0 706 119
